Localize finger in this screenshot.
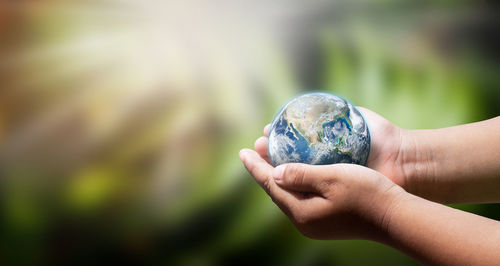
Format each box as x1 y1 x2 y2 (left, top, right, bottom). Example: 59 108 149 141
254 136 271 164
356 106 381 124
239 149 300 209
273 163 339 195
240 149 334 224
356 106 369 115
239 148 279 193
263 124 270 137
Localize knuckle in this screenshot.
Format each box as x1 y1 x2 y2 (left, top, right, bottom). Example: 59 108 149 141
282 164 293 178
318 178 336 194
263 177 272 194
286 164 306 186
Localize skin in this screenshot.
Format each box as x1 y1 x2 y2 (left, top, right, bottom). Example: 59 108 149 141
358 107 500 203
240 108 500 265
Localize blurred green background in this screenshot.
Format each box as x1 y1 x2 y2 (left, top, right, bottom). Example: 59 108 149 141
0 0 499 265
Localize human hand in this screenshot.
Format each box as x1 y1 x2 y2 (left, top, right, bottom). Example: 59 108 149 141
356 107 408 188
255 108 500 204
255 108 411 189
239 148 405 240
355 109 500 203
244 112 500 264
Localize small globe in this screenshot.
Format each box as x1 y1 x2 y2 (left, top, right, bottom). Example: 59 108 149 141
268 92 370 166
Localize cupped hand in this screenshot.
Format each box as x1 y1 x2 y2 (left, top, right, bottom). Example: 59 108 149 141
356 107 408 187
255 107 410 189
239 148 405 240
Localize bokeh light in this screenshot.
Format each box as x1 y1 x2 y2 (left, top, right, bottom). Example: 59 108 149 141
0 1 499 265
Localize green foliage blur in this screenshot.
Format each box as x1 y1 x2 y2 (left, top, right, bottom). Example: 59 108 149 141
0 1 499 265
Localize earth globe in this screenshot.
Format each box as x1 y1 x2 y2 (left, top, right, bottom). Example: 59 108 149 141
268 92 371 166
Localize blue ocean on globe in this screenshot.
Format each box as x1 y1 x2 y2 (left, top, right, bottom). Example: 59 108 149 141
268 92 371 166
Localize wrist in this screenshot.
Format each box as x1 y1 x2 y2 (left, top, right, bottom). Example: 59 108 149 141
396 129 435 196
353 172 409 242
369 183 410 243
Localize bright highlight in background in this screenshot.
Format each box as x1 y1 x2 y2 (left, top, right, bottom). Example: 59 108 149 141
0 1 498 265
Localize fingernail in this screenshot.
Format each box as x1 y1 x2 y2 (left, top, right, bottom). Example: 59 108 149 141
273 165 286 182
239 149 247 162
254 137 264 146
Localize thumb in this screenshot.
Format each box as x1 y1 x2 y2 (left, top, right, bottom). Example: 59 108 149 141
273 163 333 194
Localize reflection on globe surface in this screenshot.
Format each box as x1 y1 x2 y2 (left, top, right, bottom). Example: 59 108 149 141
268 92 370 166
